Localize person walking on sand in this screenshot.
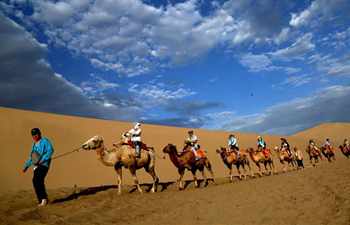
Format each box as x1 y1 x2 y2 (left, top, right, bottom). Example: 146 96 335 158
23 128 54 207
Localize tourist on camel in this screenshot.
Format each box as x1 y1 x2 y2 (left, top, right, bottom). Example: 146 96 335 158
126 122 142 158
185 130 200 160
228 134 240 159
280 137 292 157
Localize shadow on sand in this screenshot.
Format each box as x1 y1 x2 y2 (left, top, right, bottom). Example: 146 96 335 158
52 178 217 204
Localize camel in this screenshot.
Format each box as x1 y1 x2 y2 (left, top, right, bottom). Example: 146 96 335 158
339 145 350 158
320 146 336 162
246 147 276 176
81 135 159 195
273 146 296 172
306 145 322 167
216 147 253 181
162 144 215 190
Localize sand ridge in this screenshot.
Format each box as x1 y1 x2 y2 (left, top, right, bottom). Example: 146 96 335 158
1 106 350 225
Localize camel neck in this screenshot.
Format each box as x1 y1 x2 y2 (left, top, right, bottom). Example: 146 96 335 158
96 145 110 165
168 148 181 167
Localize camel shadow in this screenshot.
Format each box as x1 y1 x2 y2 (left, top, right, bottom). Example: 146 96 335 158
51 185 118 204
128 181 175 193
52 181 178 204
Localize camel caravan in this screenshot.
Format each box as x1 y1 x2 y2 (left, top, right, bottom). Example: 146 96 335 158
80 123 350 194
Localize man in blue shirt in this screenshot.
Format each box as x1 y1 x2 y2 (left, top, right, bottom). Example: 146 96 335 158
23 128 54 207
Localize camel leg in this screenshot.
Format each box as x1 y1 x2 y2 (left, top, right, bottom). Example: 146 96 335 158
247 160 254 177
228 166 233 182
256 163 263 177
242 162 248 180
178 169 185 190
146 167 158 193
201 169 208 187
281 161 286 173
130 168 143 194
236 163 242 180
114 164 123 195
271 161 276 174
206 161 216 184
191 169 199 188
263 161 269 175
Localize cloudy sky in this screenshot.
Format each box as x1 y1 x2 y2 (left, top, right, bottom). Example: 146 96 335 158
1 0 350 135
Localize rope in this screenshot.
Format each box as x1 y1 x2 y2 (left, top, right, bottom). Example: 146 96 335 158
51 147 81 161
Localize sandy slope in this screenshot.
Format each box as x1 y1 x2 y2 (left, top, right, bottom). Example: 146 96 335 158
0 106 280 192
0 157 349 225
0 106 350 225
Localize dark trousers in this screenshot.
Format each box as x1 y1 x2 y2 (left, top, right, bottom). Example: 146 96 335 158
296 160 304 168
32 165 49 202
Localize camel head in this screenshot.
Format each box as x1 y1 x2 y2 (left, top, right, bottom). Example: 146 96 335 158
121 132 130 143
274 146 280 152
81 135 104 151
162 144 177 154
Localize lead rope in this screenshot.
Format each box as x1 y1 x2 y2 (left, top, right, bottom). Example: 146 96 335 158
51 147 82 161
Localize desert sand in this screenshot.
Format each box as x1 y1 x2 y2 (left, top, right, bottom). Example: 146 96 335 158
0 106 349 225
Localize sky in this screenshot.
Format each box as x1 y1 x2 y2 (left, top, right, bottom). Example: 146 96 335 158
0 0 350 135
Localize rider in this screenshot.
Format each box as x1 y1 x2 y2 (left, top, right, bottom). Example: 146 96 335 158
127 122 142 158
257 136 266 151
185 130 200 160
228 134 240 159
280 137 292 157
324 138 333 151
309 139 320 153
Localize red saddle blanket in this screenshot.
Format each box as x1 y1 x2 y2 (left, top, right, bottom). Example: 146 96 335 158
262 149 270 158
196 149 207 159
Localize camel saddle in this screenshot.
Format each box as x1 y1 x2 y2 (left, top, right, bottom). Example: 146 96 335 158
262 149 270 158
196 149 207 159
123 140 149 151
181 147 207 159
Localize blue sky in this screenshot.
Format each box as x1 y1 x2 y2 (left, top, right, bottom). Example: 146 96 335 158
1 0 350 135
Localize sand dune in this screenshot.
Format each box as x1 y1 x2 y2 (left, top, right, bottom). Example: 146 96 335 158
0 106 349 225
1 106 349 192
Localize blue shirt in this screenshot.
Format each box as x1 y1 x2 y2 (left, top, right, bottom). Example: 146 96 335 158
24 137 54 169
257 139 266 148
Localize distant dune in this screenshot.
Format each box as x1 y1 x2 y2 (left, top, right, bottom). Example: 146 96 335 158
1 106 349 193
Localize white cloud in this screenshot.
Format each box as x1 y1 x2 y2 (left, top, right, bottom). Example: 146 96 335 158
32 1 75 26
80 74 119 97
215 85 350 134
269 33 315 61
239 53 301 74
309 53 350 77
239 53 273 72
279 74 312 87
289 0 350 27
2 0 306 76
128 83 196 107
